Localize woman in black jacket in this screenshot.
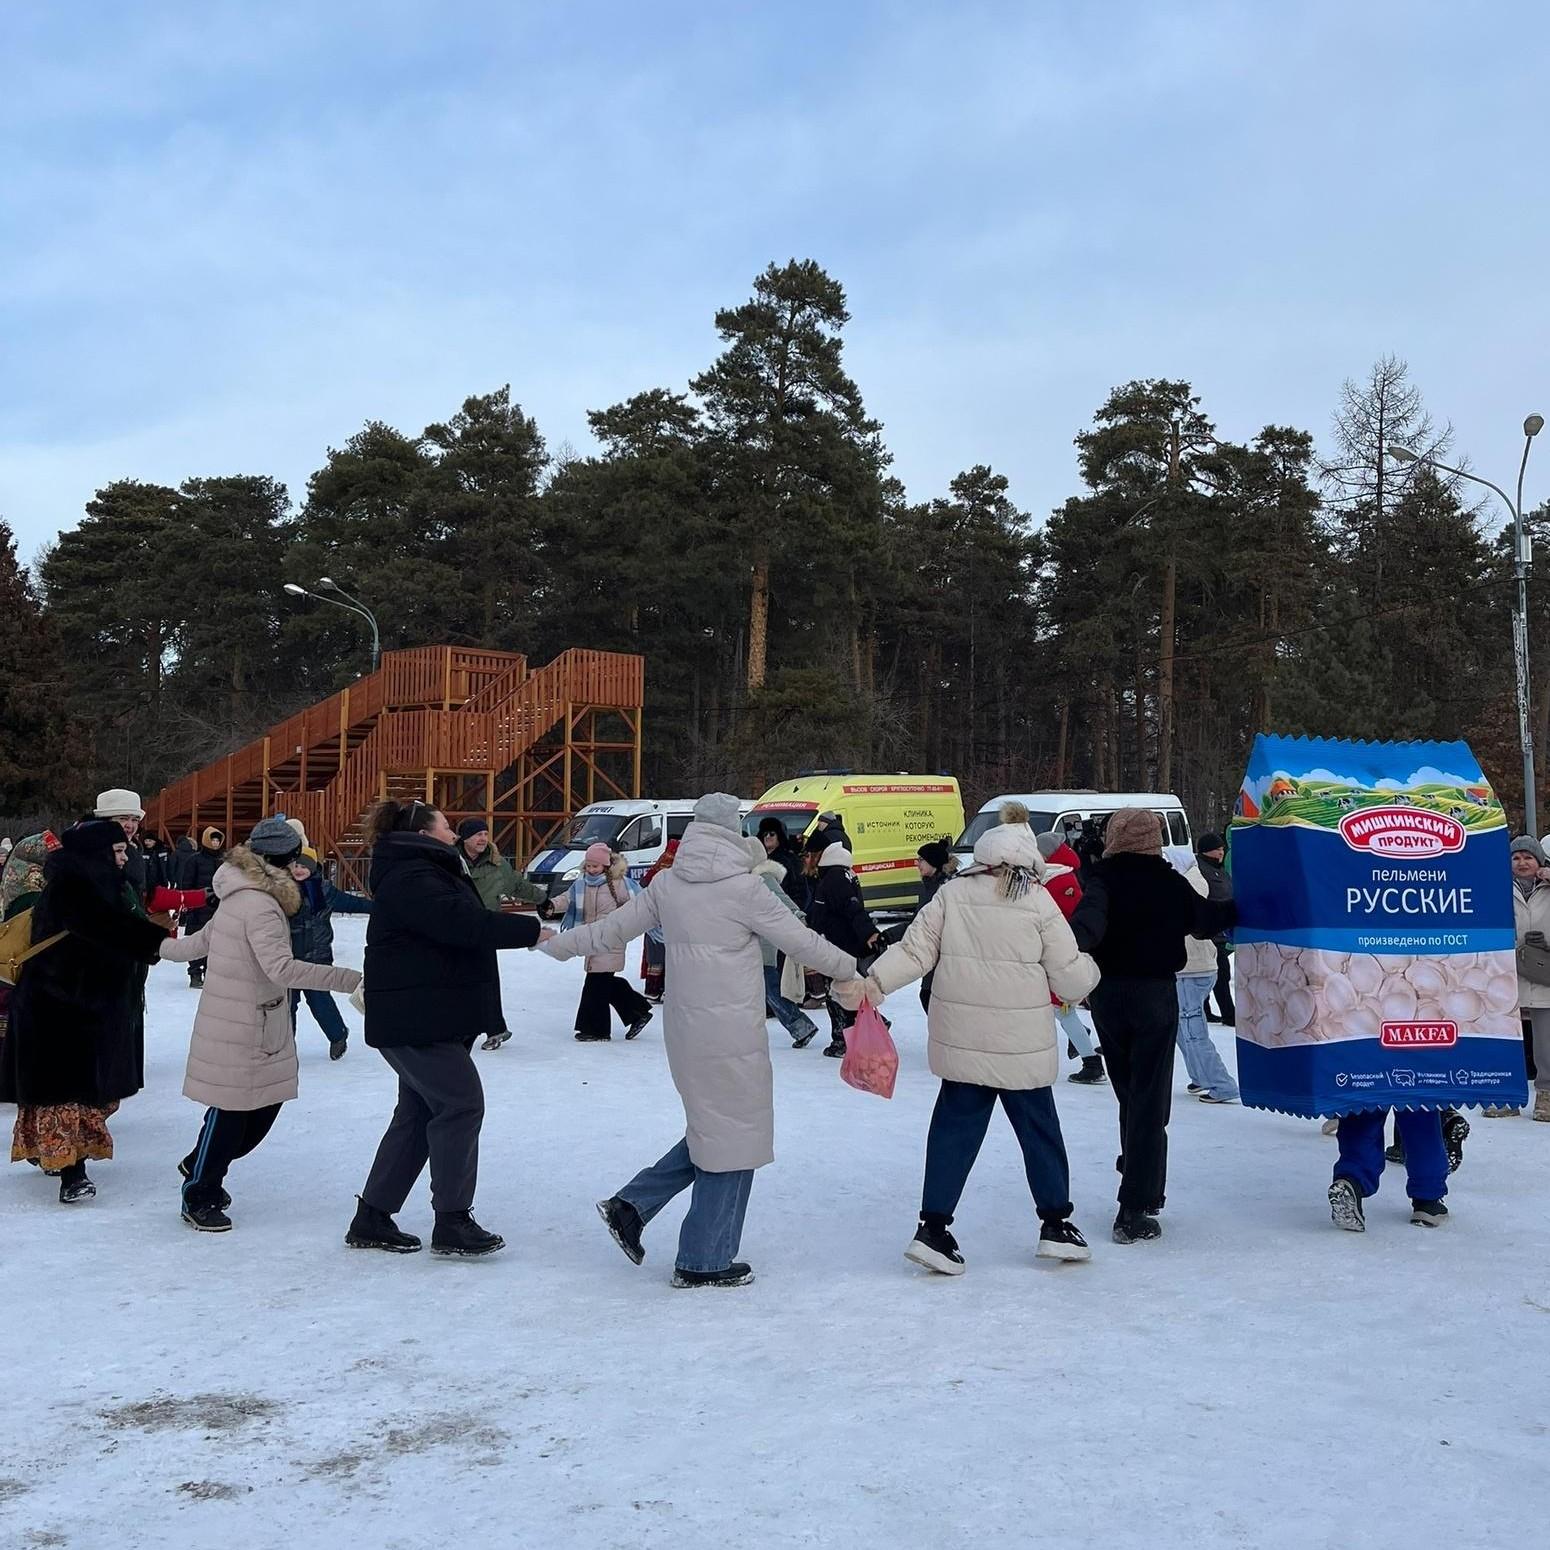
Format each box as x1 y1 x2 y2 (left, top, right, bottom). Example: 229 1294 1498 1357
347 798 549 1258
1069 808 1236 1245
805 842 882 1058
1 821 170 1203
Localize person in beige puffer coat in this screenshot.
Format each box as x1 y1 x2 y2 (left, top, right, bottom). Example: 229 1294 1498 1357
544 794 863 1289
1508 836 1550 1121
865 818 1101 1275
159 822 361 1231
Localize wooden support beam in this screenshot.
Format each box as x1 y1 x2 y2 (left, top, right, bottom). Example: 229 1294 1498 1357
261 737 271 817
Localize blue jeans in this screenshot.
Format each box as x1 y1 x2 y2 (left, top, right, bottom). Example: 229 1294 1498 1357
619 1137 755 1273
1335 1110 1448 1202
1056 1003 1096 1059
764 965 818 1042
290 987 348 1044
921 1080 1073 1223
1174 973 1239 1099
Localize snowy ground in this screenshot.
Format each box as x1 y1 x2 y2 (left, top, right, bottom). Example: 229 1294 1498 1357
5 917 1546 1550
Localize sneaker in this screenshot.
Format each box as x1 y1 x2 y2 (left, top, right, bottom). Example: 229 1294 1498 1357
1329 1177 1365 1232
904 1219 965 1275
58 1167 96 1205
177 1160 230 1211
481 1031 512 1051
790 1022 819 1050
345 1198 422 1253
1111 1208 1161 1245
430 1211 505 1257
1384 1140 1405 1164
596 1196 646 1265
822 1037 846 1058
1197 1091 1238 1105
1441 1111 1470 1173
1481 1105 1519 1118
671 1262 755 1289
1535 1090 1550 1123
1410 1198 1449 1228
625 1012 653 1041
1186 1083 1206 1095
181 1198 232 1232
574 1031 610 1042
329 1037 349 1061
1036 1220 1092 1262
1068 1056 1107 1085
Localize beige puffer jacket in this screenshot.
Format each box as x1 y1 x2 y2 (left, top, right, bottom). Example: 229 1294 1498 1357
1177 864 1219 978
543 821 857 1171
1514 881 1550 1010
160 847 361 1110
868 823 1100 1089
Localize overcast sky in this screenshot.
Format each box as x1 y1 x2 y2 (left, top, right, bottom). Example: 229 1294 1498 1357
3 1 1546 563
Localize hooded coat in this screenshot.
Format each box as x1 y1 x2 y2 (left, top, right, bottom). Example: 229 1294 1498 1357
288 854 371 965
158 846 361 1110
806 857 879 962
543 820 858 1171
868 824 1100 1089
1513 880 1550 1010
0 843 169 1107
363 831 541 1048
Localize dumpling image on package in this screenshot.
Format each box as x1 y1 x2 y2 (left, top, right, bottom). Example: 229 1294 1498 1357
1231 734 1529 1116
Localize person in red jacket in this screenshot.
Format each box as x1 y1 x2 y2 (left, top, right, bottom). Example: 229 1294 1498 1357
1038 832 1106 1085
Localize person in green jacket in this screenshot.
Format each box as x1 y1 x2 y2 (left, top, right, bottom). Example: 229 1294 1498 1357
454 819 546 1050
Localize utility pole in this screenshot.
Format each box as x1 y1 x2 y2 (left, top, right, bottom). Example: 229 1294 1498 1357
1157 416 1181 791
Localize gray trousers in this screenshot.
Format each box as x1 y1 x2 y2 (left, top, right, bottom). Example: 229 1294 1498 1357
362 1040 485 1214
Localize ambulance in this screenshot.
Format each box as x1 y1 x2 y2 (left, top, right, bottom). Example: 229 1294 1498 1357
744 772 965 913
522 797 754 909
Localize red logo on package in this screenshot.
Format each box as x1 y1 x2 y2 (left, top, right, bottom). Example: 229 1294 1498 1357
1380 1021 1458 1047
1338 806 1466 858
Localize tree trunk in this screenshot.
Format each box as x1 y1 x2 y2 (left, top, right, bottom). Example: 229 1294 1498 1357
1055 701 1069 786
1158 551 1176 789
747 553 770 691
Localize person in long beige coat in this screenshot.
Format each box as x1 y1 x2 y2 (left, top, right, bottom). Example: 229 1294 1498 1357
865 818 1100 1275
544 794 862 1289
159 822 360 1231
1508 836 1550 1121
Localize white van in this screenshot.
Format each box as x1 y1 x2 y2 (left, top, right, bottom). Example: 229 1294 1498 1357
956 790 1194 868
522 798 753 906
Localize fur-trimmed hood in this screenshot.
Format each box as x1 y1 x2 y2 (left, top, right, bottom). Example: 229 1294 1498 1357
211 844 302 917
752 858 788 884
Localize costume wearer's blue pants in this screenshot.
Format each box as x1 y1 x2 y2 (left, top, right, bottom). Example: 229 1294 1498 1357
1334 1109 1448 1202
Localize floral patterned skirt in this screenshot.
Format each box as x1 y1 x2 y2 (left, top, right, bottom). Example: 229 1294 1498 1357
11 1102 120 1171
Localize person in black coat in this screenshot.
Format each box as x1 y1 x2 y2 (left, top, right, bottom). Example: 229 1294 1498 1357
1069 808 1236 1246
347 798 548 1259
756 817 806 907
136 833 174 896
1194 833 1236 1026
0 820 169 1203
805 842 882 1058
175 826 226 987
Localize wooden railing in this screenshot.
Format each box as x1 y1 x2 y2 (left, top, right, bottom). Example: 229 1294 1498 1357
148 645 641 847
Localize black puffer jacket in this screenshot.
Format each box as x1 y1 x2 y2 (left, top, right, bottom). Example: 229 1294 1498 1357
177 844 225 932
0 845 169 1106
1070 853 1236 978
806 862 880 962
364 831 541 1048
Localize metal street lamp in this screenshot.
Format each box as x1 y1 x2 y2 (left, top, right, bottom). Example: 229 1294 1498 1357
1390 414 1543 832
283 579 382 670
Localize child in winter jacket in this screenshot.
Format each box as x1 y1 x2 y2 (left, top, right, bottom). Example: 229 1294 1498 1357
159 817 360 1232
286 848 372 1061
558 844 653 1042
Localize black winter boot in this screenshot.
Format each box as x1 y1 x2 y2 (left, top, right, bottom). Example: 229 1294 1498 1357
58 1162 96 1205
1067 1056 1107 1085
597 1196 646 1265
178 1158 230 1210
346 1198 422 1253
430 1210 505 1257
671 1262 755 1289
1111 1207 1162 1244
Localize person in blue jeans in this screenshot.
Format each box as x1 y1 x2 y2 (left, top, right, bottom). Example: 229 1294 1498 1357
286 847 372 1060
1329 1108 1449 1231
1174 861 1239 1103
753 856 820 1047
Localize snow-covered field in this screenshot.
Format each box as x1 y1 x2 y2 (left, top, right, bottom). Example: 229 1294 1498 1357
5 917 1545 1550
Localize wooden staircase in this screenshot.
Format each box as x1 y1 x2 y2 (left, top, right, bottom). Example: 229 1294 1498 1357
146 645 645 890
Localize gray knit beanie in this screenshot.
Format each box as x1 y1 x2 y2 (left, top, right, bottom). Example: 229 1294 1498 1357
693 792 743 832
249 814 303 860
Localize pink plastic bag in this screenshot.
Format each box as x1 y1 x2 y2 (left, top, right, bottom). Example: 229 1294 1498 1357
840 1004 898 1099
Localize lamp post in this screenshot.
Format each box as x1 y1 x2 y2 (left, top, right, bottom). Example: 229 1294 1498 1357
1390 414 1544 833
283 578 382 670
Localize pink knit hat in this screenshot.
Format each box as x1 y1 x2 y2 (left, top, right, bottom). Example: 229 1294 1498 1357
584 842 612 867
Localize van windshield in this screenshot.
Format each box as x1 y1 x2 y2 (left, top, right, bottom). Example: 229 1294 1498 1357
955 810 1057 850
743 808 816 842
565 813 628 848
